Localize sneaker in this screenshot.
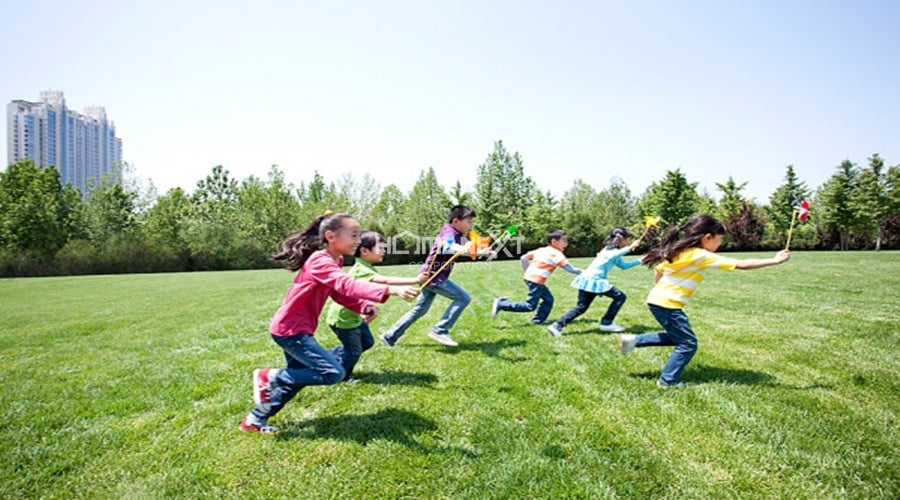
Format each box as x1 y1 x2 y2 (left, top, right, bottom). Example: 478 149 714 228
600 322 626 333
428 331 459 347
344 377 361 384
546 323 563 337
619 334 637 355
656 379 687 389
253 368 276 412
530 319 548 325
491 298 501 319
239 417 279 433
379 333 395 348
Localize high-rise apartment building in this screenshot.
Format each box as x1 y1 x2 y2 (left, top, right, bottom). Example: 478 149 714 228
7 90 123 193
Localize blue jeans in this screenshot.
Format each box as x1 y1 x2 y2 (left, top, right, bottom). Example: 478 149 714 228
635 304 698 385
382 279 471 342
328 322 374 380
497 280 554 323
553 287 627 328
251 333 345 420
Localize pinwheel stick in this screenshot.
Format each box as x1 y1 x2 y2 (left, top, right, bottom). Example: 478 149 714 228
785 209 798 251
419 246 468 289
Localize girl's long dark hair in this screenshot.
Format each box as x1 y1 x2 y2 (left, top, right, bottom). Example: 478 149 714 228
271 213 353 271
642 214 726 267
604 227 633 250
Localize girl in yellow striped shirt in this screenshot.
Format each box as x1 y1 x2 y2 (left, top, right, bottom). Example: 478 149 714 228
619 214 790 388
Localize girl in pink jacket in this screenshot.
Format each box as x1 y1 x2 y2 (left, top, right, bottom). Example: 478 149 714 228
240 213 418 433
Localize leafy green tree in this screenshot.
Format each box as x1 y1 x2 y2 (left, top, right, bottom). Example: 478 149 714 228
521 189 557 250
185 165 248 269
474 141 536 233
595 177 636 233
767 165 811 244
638 168 700 228
403 168 451 241
853 154 893 250
335 173 380 227
716 176 748 220
371 184 408 236
237 166 304 254
0 159 81 259
82 180 137 246
558 179 601 254
816 160 861 250
139 187 191 268
297 170 344 222
449 180 473 206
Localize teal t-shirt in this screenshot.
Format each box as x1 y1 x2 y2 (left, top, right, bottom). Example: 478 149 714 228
326 259 378 329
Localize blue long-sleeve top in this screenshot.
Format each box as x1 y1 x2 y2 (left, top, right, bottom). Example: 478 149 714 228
570 246 641 293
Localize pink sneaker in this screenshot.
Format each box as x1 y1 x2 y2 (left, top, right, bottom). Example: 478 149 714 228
253 368 276 411
239 417 278 433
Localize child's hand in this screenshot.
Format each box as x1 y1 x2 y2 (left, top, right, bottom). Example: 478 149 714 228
390 285 420 302
630 241 640 251
774 249 791 264
361 303 378 323
416 272 430 284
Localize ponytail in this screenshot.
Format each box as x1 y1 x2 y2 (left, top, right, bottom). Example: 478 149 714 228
271 213 353 271
604 226 633 250
642 214 725 267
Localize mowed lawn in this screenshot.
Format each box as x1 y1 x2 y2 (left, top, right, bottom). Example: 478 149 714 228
0 252 897 498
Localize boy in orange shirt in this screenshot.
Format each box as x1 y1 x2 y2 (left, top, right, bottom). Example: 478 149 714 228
491 230 582 325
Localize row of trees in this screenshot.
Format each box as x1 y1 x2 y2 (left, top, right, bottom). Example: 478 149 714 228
1 141 898 276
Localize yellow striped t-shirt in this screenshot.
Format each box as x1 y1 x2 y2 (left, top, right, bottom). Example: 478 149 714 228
647 248 738 309
523 246 569 285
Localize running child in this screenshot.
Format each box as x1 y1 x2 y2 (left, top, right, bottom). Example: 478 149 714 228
325 231 426 383
490 230 582 325
380 205 494 348
619 214 790 388
240 213 419 433
546 227 641 337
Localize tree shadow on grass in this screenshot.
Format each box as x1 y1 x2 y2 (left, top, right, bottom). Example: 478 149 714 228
352 370 438 387
276 408 478 457
630 364 776 386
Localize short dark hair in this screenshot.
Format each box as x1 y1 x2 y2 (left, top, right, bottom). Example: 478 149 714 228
355 231 385 257
547 229 567 244
448 205 476 223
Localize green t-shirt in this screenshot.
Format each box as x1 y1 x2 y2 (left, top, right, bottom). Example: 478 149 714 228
326 259 378 329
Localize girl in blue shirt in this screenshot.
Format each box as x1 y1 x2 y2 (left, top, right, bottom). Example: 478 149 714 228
547 227 641 336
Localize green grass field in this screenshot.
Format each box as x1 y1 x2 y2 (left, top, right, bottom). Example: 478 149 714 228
1 252 898 498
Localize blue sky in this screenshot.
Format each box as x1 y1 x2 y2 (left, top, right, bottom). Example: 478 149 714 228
3 0 899 203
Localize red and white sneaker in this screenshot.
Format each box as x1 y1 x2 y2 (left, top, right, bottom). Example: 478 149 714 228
239 417 278 434
253 368 276 412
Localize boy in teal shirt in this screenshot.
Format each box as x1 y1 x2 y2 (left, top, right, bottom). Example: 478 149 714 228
326 231 425 382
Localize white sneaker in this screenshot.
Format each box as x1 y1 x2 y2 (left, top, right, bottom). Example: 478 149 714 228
428 331 459 347
619 334 637 355
656 379 687 389
546 323 563 337
491 298 501 319
600 322 626 333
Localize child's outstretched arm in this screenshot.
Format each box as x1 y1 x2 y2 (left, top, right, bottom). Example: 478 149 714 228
372 272 428 286
387 285 420 302
735 250 791 270
560 263 582 275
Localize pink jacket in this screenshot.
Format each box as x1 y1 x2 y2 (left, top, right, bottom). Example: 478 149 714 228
270 250 390 336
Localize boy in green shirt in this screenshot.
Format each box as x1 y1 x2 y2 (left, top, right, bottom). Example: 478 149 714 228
326 231 425 382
